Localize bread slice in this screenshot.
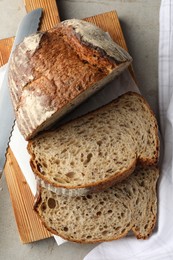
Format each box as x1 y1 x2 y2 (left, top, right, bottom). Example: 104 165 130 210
28 92 159 196
34 166 159 243
8 19 132 140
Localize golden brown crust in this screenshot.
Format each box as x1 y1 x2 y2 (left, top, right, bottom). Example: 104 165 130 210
9 19 132 140
61 25 117 71
61 19 132 63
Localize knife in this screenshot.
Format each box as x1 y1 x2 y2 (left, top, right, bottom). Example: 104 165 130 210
0 8 43 177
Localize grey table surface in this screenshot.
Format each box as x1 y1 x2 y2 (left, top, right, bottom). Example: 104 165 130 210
0 0 161 259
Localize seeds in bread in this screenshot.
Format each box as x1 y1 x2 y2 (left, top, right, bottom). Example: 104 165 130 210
28 92 159 195
34 166 159 243
8 19 132 140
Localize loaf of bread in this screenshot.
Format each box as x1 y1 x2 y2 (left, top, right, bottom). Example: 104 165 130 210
28 92 159 196
34 166 159 243
8 19 132 140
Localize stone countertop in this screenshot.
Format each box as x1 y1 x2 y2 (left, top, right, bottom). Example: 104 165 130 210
0 1 161 259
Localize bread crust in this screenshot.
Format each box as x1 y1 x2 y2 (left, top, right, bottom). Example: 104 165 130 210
60 19 132 65
33 166 159 243
31 159 136 196
27 92 159 196
131 215 157 239
8 19 132 140
33 185 133 243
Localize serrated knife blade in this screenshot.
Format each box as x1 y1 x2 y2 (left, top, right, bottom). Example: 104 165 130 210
0 8 43 177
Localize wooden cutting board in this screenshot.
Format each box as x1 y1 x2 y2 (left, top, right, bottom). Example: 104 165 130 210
0 0 133 244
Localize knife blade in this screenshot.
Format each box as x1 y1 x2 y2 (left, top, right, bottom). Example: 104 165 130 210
0 8 43 177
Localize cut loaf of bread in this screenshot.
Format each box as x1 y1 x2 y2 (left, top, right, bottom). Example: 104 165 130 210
28 92 159 196
8 19 132 140
34 166 159 243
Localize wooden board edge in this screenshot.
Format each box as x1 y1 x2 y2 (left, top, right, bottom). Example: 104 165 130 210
0 38 14 66
24 0 60 31
5 148 52 243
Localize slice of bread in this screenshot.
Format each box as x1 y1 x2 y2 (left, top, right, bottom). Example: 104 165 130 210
28 92 159 196
34 166 159 243
8 19 132 140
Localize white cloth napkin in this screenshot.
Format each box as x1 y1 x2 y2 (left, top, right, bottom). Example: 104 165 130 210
84 0 173 259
